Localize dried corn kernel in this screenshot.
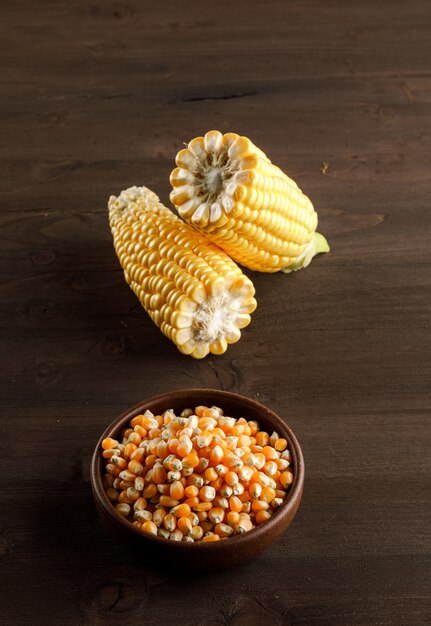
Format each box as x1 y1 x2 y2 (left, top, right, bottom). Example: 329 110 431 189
101 404 294 542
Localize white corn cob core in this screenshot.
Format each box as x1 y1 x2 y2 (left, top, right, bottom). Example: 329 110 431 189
108 186 257 359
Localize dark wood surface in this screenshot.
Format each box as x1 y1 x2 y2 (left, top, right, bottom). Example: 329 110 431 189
1 1 430 624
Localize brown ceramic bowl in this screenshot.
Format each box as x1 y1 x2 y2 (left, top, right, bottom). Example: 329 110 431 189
91 389 304 570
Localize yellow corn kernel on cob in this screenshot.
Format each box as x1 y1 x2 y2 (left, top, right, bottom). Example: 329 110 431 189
108 186 257 359
170 131 329 273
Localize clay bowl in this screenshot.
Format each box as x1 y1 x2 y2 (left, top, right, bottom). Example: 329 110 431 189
91 389 304 571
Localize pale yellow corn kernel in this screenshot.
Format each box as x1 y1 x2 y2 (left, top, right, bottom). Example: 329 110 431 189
115 503 131 517
249 482 262 499
208 507 225 524
214 495 229 509
134 509 153 523
187 512 199 526
236 518 253 534
219 484 233 498
263 461 278 477
253 453 266 470
158 527 170 540
169 529 183 541
111 456 127 469
271 497 284 510
239 466 254 483
214 464 228 476
134 476 145 492
166 470 181 483
163 513 177 532
153 508 167 527
199 486 216 502
109 186 256 359
126 487 140 502
187 474 204 488
191 525 204 540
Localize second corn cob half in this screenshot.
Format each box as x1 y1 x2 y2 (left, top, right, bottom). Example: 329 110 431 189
170 131 329 273
108 186 257 359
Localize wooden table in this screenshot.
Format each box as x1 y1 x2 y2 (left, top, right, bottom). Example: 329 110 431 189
1 1 430 624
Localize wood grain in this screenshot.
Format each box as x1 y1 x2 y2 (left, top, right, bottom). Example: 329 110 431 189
0 0 430 624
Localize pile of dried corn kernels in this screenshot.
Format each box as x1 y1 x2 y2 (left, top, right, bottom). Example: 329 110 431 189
101 405 293 543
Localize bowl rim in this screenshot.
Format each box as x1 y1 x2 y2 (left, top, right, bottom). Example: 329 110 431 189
91 388 304 551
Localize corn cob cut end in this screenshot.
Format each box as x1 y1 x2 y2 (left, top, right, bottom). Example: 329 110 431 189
170 130 328 273
108 186 257 359
280 232 330 273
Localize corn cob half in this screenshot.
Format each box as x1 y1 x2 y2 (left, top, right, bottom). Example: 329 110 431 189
108 186 257 359
170 131 329 273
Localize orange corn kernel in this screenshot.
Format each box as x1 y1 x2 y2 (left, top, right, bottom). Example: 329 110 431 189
275 438 288 452
142 483 158 498
183 496 200 508
261 486 276 503
194 501 212 512
229 496 243 513
170 480 185 500
226 511 240 527
280 470 294 489
256 431 269 447
141 520 158 535
152 465 167 484
214 523 234 537
262 445 278 460
184 485 199 498
224 471 239 487
204 467 218 482
101 438 118 450
171 503 191 518
177 516 193 535
251 499 270 513
159 495 180 508
202 534 221 543
182 452 199 469
123 443 137 459
255 510 272 524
